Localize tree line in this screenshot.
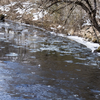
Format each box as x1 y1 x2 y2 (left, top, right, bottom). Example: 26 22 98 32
39 0 100 41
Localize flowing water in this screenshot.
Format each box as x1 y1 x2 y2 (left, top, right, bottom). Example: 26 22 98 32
0 20 100 100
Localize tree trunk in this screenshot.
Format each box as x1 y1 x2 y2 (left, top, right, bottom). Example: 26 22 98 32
89 14 100 42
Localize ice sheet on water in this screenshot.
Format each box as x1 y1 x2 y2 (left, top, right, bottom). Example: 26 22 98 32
4 40 9 43
0 22 10 27
30 56 36 59
64 60 73 63
40 45 59 52
90 63 98 66
29 49 40 53
13 45 23 48
22 29 28 33
75 62 85 65
91 89 100 93
0 32 4 35
6 53 18 57
97 53 100 56
0 38 6 41
75 57 87 61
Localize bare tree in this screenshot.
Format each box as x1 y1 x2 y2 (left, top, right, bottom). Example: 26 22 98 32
39 0 100 38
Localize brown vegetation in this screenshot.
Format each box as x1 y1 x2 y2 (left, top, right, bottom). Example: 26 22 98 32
39 0 100 42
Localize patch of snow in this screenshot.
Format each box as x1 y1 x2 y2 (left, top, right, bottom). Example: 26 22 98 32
33 11 48 20
5 7 10 12
57 25 62 28
22 1 32 7
26 8 33 14
58 33 66 37
0 2 17 12
96 15 100 19
6 2 17 7
16 15 22 18
15 8 25 14
16 7 33 15
50 27 56 30
0 6 5 11
50 32 57 36
82 19 91 26
50 31 66 37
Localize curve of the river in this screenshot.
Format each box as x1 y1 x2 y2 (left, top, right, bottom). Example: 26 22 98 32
0 20 100 100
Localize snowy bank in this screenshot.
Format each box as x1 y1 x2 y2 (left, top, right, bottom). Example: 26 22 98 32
50 31 100 54
67 36 100 53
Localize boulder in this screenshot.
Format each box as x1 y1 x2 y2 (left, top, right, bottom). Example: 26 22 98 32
94 46 100 52
0 14 5 22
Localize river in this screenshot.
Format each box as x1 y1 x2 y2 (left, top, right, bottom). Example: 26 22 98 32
0 20 100 100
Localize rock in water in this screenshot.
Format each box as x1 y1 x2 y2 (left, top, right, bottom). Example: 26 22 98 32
94 46 100 53
0 14 5 22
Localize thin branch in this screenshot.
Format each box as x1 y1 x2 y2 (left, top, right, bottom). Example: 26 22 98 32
51 5 66 14
84 0 93 11
44 1 64 9
64 4 77 26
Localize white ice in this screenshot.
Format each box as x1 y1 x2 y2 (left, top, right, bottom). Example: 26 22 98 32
6 53 18 57
67 36 100 52
49 31 100 54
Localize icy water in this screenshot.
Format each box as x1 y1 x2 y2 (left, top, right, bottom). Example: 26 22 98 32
0 20 100 100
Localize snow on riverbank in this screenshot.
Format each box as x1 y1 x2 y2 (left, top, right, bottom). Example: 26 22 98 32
67 36 100 53
0 1 47 21
50 31 100 54
0 2 17 12
33 10 48 21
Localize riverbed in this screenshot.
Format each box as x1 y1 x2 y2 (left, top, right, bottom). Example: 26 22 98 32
0 20 100 100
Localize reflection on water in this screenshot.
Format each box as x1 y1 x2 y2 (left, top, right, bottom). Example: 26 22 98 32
0 20 100 99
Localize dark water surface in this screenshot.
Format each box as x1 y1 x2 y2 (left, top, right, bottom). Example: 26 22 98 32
0 20 100 100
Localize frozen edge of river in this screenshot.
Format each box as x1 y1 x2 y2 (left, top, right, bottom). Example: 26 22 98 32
67 36 100 53
50 32 100 55
1 21 100 55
